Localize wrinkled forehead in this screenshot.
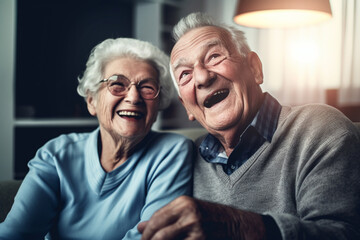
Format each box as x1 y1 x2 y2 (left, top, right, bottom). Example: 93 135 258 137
170 26 234 65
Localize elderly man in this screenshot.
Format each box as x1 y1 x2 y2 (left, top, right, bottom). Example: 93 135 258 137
138 12 360 239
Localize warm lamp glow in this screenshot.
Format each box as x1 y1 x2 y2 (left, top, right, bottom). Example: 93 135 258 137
234 0 332 28
289 40 319 65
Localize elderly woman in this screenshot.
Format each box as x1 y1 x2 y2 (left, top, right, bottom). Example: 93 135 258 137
0 38 193 239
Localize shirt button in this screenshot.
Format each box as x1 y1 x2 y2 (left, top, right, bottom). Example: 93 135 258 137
231 165 236 170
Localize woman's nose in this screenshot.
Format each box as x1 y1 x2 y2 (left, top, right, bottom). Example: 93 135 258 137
193 64 216 89
124 84 143 104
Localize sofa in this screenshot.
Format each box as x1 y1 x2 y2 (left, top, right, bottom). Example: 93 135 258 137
0 180 22 222
1 123 359 223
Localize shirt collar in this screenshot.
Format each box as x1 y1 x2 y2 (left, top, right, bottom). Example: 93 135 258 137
251 93 281 142
199 93 281 163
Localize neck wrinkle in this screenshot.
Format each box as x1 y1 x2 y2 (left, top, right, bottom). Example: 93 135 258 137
98 129 145 172
211 92 265 157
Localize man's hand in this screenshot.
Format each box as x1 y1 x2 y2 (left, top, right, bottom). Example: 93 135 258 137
138 196 205 239
138 196 266 240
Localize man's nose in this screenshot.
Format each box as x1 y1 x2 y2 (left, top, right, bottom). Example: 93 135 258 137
124 83 143 104
193 64 216 89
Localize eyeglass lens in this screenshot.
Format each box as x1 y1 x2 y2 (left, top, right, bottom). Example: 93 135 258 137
106 75 159 99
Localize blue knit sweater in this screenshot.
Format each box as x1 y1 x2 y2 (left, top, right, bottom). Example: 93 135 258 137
0 129 194 239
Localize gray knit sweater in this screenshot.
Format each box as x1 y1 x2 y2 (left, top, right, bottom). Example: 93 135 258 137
193 104 360 239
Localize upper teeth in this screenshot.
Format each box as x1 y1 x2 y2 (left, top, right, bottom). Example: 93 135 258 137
118 111 141 117
213 90 226 96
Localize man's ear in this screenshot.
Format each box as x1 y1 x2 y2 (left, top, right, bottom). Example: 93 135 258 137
86 95 97 116
247 52 263 85
179 96 195 121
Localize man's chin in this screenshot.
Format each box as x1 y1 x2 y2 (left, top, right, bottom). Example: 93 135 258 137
202 114 241 133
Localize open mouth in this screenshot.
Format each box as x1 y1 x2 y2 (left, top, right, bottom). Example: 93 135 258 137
117 110 144 120
203 89 229 108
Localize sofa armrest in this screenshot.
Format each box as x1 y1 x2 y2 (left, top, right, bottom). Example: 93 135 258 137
0 180 22 222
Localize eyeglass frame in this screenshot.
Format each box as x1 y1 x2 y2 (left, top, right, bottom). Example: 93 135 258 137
99 74 161 100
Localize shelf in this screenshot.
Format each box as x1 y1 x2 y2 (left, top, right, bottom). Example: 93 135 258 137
135 0 182 7
15 118 98 127
14 120 99 180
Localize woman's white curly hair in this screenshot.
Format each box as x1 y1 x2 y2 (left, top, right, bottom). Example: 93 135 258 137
77 38 174 110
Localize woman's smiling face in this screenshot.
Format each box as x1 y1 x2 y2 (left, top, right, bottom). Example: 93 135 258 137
87 57 160 140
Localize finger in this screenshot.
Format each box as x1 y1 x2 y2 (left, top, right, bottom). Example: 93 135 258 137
150 223 186 240
149 218 204 240
141 208 179 240
141 213 176 240
138 221 148 233
141 196 198 240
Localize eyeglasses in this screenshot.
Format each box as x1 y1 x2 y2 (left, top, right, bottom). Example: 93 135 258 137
99 74 160 100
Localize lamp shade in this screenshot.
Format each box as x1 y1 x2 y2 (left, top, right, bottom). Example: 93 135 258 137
234 0 332 28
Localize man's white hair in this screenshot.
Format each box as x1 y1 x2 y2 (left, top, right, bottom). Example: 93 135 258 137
170 12 251 95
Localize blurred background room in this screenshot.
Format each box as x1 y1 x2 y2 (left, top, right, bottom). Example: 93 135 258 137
1 0 359 180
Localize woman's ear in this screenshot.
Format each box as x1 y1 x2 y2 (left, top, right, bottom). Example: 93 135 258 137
86 95 97 116
179 96 196 121
187 112 196 121
247 52 263 85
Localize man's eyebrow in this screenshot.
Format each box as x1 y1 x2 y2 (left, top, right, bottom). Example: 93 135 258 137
172 58 188 73
172 39 222 72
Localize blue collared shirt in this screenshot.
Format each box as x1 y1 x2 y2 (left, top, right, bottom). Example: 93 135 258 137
199 93 282 175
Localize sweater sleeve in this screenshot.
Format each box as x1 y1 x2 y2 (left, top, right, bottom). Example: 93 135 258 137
0 145 60 239
122 134 194 239
270 123 360 239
